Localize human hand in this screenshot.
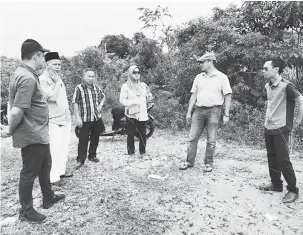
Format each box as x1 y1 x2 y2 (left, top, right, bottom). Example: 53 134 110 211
1 129 11 138
186 113 192 124
97 104 103 112
49 70 61 83
293 119 300 130
223 115 230 125
76 117 82 127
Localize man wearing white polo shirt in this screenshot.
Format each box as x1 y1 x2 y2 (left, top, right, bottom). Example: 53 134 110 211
180 52 232 172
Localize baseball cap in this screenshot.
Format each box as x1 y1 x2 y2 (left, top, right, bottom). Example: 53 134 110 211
21 39 50 57
197 52 216 62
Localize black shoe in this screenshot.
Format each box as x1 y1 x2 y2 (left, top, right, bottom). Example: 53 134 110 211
75 162 84 169
19 208 46 223
51 180 64 186
88 157 99 163
43 194 65 209
259 183 283 192
60 173 73 178
282 191 299 203
179 162 193 170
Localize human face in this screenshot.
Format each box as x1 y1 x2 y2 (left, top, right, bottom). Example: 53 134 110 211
199 60 210 72
47 59 61 72
34 52 45 70
132 68 140 81
83 70 95 85
262 61 279 81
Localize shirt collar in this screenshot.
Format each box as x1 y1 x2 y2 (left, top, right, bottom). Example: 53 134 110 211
204 69 219 77
20 63 39 77
269 76 283 87
82 82 95 89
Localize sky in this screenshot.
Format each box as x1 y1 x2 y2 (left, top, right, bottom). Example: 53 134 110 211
0 0 243 59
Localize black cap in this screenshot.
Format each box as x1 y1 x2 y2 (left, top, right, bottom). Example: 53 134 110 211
21 39 50 57
45 52 60 62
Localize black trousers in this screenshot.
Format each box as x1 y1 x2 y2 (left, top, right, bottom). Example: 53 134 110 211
20 144 54 214
126 118 146 155
265 131 298 193
77 118 103 163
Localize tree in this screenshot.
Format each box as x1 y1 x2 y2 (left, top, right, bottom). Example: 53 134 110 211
99 34 132 59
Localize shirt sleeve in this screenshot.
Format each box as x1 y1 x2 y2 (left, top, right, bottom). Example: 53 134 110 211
222 75 232 95
145 84 153 102
286 83 301 100
13 76 36 109
120 84 130 106
98 86 105 99
190 75 199 93
72 86 80 104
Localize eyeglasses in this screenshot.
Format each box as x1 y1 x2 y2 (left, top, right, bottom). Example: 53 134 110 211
133 71 140 75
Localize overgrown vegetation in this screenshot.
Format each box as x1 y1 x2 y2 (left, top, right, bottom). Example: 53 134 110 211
1 2 303 150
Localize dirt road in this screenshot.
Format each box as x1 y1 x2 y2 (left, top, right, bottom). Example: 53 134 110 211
1 129 302 234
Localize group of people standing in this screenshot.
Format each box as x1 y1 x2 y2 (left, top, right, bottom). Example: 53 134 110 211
1 39 154 223
1 38 303 224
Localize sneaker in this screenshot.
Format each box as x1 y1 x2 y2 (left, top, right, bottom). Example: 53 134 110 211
179 162 193 170
43 194 66 209
88 157 99 163
282 191 299 203
259 183 283 192
19 208 46 223
204 164 213 172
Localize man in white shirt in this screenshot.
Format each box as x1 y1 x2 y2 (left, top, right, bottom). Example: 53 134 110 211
180 52 232 172
39 52 73 184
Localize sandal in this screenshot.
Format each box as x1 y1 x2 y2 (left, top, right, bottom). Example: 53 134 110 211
204 164 213 172
179 162 193 170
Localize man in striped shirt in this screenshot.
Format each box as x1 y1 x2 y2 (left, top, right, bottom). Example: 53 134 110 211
72 68 105 169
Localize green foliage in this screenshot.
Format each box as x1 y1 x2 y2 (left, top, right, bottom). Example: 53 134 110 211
132 38 162 73
99 34 132 59
1 3 303 152
1 56 19 103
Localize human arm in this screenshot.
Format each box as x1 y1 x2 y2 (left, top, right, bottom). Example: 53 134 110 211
222 93 232 124
222 75 233 124
40 71 61 102
73 103 82 127
119 84 139 107
146 84 153 103
2 76 34 137
72 86 82 127
1 107 24 137
186 92 197 124
293 95 303 129
97 89 106 112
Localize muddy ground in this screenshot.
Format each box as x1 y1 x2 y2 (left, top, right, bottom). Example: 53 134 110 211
1 128 303 235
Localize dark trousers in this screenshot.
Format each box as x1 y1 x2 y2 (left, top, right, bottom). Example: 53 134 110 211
265 131 298 193
77 118 102 163
20 144 54 214
126 118 146 155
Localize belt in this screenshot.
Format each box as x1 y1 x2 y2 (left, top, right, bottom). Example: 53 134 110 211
195 105 222 109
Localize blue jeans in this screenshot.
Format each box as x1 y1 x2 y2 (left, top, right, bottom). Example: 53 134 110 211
186 106 221 166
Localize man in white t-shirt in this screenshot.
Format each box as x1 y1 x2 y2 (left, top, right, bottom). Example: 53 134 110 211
39 52 73 184
180 52 232 172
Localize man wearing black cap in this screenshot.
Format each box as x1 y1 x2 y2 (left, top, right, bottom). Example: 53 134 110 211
39 52 73 185
1 39 65 223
